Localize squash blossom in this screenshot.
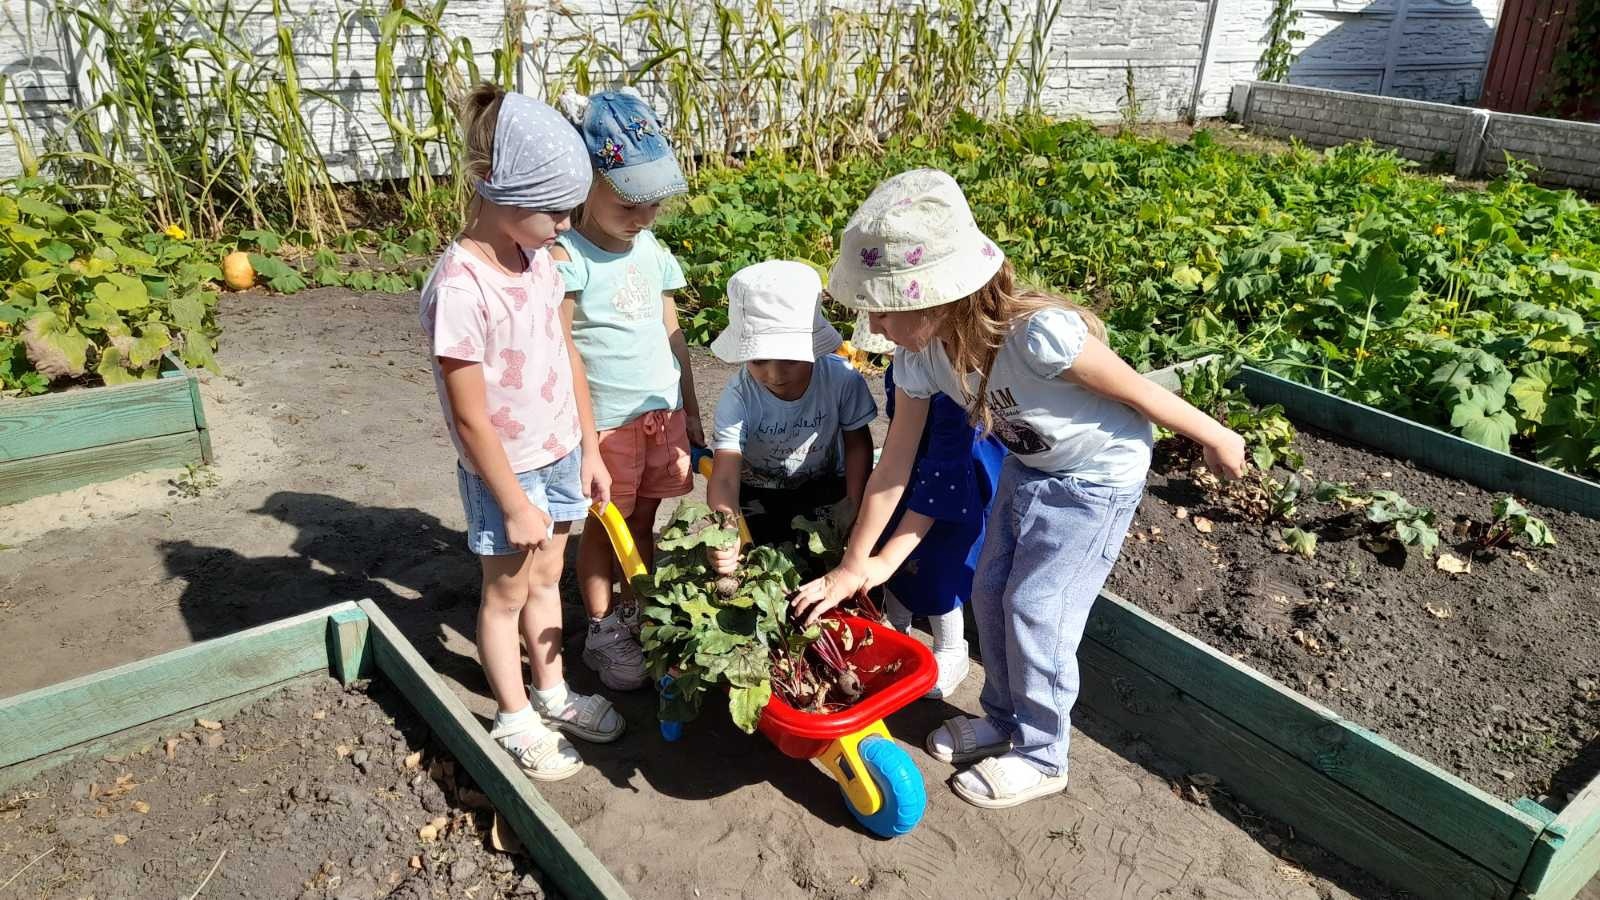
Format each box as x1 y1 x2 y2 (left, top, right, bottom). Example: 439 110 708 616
164 224 187 240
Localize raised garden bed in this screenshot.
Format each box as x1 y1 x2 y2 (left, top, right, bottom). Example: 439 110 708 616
0 677 545 898
0 601 629 900
0 353 212 505
1075 362 1600 900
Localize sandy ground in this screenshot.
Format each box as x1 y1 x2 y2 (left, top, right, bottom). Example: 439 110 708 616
1 286 1439 899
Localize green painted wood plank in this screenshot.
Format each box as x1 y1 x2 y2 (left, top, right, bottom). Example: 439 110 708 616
1078 637 1514 900
161 351 213 464
0 603 354 768
329 608 372 686
0 430 202 505
0 378 197 461
1239 366 1600 518
359 600 629 900
1086 591 1542 881
187 371 213 464
0 674 322 793
1520 776 1600 898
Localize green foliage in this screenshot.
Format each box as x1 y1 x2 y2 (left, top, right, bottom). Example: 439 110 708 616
636 502 805 733
1257 0 1305 83
0 179 221 392
1281 526 1317 558
1480 496 1557 551
659 119 1600 478
1542 0 1600 119
1176 357 1303 470
1366 490 1441 556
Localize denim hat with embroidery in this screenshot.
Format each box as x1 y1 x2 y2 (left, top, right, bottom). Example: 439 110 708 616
560 88 687 204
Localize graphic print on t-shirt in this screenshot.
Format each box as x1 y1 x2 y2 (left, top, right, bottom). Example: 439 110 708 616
613 264 654 321
986 386 1051 455
747 411 833 486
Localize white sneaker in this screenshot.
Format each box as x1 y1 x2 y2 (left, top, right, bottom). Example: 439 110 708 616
490 713 582 781
927 644 972 699
582 613 647 691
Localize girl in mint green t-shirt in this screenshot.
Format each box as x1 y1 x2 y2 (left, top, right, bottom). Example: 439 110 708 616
552 88 701 694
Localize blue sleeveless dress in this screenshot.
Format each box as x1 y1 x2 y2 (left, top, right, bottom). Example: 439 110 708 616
881 362 1006 615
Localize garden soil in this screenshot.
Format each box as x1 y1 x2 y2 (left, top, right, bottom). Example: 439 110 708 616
0 676 549 899
0 285 1574 898
1108 429 1600 806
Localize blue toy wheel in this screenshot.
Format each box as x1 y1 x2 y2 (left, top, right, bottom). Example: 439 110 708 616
844 735 926 838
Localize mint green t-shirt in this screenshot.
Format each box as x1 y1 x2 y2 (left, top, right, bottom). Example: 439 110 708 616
554 229 688 430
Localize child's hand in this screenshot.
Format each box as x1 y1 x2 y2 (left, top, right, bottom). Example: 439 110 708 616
685 416 706 450
583 456 612 506
791 562 869 625
1204 430 1248 480
505 503 553 552
707 541 740 576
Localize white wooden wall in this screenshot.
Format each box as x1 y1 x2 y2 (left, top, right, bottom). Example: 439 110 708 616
0 0 1503 181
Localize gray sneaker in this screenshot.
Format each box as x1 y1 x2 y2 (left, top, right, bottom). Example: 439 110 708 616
618 600 642 638
582 614 647 691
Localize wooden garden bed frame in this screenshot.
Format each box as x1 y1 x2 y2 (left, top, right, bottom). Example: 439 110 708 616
4 364 1597 900
1084 361 1600 900
0 601 631 900
0 352 212 505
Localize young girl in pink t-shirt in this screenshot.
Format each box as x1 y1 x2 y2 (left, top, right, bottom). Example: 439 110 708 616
420 83 623 781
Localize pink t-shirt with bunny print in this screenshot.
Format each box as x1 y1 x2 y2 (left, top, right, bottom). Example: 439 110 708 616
421 241 580 474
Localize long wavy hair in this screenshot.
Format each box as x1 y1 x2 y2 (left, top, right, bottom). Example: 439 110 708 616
939 258 1106 433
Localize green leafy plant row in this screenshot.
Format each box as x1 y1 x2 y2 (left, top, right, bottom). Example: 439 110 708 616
656 116 1600 477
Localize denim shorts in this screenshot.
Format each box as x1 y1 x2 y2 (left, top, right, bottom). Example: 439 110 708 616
456 450 589 556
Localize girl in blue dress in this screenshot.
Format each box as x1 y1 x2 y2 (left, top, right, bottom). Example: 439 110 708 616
851 323 1005 699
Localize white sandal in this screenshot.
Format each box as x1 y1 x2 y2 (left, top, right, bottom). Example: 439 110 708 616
533 689 625 744
951 756 1069 809
489 720 583 782
926 715 1012 766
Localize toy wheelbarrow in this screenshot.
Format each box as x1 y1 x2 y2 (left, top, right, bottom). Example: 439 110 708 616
586 476 936 837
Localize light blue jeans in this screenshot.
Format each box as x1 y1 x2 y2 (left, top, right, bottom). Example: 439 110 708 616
973 456 1144 776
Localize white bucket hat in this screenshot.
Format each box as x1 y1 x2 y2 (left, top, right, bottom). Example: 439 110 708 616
829 168 1005 315
711 260 844 364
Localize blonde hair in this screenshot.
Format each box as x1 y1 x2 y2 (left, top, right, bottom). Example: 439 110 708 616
940 259 1107 433
460 82 506 195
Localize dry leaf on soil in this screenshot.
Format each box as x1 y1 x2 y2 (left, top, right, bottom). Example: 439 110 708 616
112 834 129 846
195 718 223 731
1435 553 1471 575
1425 603 1453 619
1193 516 1215 534
131 800 150 815
403 751 422 770
490 812 523 855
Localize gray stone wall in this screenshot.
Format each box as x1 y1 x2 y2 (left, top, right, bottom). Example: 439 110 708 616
1245 81 1471 164
1480 113 1600 192
1239 81 1600 192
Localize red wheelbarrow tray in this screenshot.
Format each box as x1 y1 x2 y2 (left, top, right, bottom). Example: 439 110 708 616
758 612 938 759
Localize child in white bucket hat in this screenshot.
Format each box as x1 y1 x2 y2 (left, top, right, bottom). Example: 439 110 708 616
704 260 877 566
794 169 1247 809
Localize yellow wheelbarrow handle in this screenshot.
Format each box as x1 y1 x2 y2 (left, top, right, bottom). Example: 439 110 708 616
587 501 648 581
